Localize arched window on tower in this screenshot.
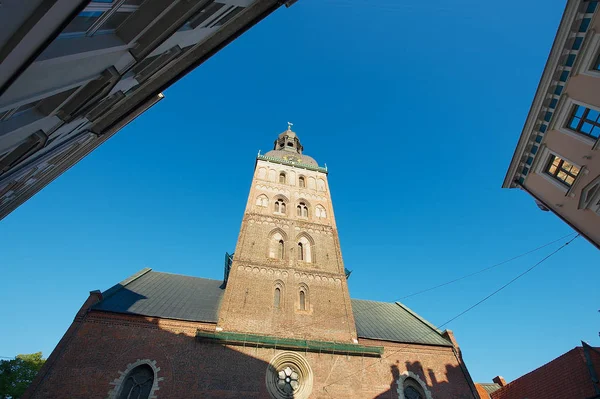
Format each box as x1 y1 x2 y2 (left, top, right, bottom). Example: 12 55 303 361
297 202 308 218
297 242 304 261
299 290 306 311
278 240 284 259
117 364 154 399
298 176 306 188
274 199 286 214
274 287 281 308
279 172 286 184
315 205 327 219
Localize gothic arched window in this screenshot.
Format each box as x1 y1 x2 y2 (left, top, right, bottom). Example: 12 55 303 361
274 287 281 308
298 176 306 188
315 205 326 219
297 202 308 218
279 172 286 184
298 243 304 261
403 377 427 399
274 199 286 214
118 364 154 399
299 290 306 311
278 240 285 259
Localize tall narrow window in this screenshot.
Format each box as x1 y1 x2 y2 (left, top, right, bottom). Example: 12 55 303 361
278 240 284 259
274 287 281 308
299 291 306 311
118 364 154 399
298 243 304 261
545 154 580 187
297 202 308 218
594 52 600 71
299 176 306 188
274 199 286 214
279 172 286 184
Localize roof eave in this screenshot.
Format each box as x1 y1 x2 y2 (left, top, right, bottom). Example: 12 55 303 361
502 0 581 189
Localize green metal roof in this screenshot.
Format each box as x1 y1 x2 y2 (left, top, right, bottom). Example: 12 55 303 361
93 269 452 347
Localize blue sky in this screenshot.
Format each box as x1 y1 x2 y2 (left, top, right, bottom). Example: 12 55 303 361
1 0 598 384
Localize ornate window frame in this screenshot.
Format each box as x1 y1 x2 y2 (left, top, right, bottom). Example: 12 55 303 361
396 371 433 399
575 30 600 78
266 352 313 399
551 96 600 149
107 359 162 399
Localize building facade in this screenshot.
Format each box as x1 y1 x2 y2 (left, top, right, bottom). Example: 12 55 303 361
0 0 292 221
503 0 600 250
479 343 600 399
24 128 481 398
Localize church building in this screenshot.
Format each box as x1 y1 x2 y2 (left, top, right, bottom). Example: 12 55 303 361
24 127 480 399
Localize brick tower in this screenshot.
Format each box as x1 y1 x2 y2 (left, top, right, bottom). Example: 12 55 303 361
217 125 358 343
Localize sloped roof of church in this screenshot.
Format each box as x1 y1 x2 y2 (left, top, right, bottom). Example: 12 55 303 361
92 269 452 347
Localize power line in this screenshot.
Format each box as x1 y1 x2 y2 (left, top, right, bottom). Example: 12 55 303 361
321 234 580 392
267 232 576 337
438 234 580 328
400 232 577 300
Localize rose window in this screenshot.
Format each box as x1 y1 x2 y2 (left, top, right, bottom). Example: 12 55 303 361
266 352 313 399
277 366 300 395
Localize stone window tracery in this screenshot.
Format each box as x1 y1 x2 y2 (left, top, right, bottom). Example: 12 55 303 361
274 199 286 214
279 172 286 184
266 352 313 399
298 176 305 188
117 364 154 399
296 202 308 218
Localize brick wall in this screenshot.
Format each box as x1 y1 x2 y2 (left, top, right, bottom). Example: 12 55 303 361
25 311 478 399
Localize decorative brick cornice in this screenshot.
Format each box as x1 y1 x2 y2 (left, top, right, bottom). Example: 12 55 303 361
232 261 345 283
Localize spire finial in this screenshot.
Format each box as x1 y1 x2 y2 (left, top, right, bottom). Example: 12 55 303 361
287 121 293 131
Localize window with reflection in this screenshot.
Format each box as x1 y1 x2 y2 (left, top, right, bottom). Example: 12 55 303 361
545 154 580 187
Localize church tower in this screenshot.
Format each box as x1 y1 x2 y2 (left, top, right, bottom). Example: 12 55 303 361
217 125 358 343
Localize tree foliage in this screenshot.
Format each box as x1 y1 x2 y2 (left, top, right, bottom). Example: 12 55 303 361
0 353 45 399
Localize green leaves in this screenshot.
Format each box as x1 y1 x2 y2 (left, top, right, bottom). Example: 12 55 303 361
0 352 45 399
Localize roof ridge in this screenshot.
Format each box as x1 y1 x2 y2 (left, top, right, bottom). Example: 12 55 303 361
101 268 153 300
394 301 444 336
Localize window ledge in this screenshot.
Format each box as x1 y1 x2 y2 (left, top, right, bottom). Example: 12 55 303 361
558 127 597 147
539 172 570 193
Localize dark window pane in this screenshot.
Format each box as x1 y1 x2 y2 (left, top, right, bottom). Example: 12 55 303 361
566 54 576 67
540 124 548 133
579 18 591 32
549 98 558 109
559 70 569 82
594 53 600 71
526 156 534 165
554 85 563 95
96 11 130 33
535 135 543 143
531 145 538 154
575 105 586 117
587 1 598 13
62 11 103 35
118 365 153 399
569 117 581 130
573 37 583 50
523 167 529 176
544 112 552 122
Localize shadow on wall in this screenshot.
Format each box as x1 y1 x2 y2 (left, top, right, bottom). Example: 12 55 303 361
22 288 286 398
374 361 475 399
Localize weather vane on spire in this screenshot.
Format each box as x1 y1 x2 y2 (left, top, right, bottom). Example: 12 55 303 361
287 121 293 131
